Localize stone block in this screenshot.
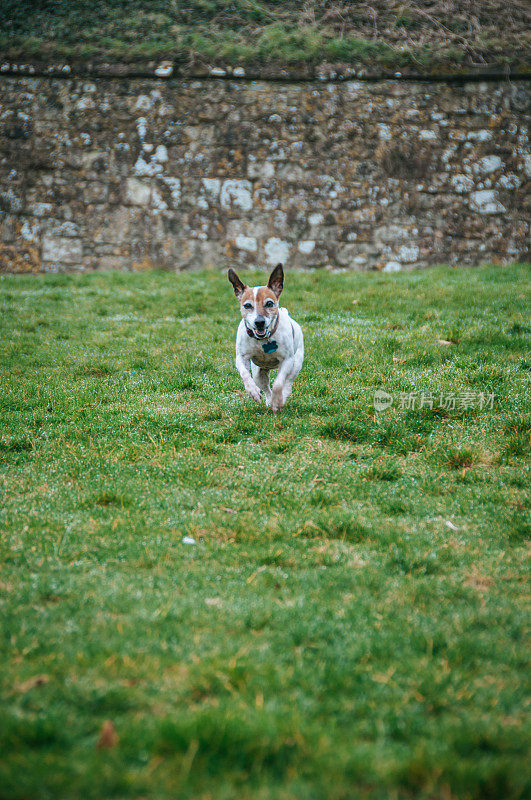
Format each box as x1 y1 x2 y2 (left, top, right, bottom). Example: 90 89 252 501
264 237 290 266
0 241 41 273
42 235 82 264
293 241 329 268
469 190 506 214
220 179 253 212
125 178 151 206
234 234 257 253
473 156 503 174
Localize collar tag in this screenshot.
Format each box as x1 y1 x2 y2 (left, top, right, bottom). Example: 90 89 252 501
262 340 278 353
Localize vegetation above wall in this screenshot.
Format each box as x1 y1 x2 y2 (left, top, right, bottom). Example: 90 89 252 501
1 0 530 78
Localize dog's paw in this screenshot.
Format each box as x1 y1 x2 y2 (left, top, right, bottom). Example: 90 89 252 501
270 386 284 412
245 382 261 403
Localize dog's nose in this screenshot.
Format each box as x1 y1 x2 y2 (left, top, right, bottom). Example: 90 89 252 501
255 317 266 330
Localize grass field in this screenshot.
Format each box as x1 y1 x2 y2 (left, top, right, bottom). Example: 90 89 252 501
0 264 529 800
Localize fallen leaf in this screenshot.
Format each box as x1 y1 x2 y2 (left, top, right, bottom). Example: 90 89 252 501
438 339 454 346
372 667 396 684
247 565 267 584
15 675 49 693
97 720 118 749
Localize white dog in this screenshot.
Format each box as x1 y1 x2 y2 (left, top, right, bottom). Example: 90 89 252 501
228 263 304 412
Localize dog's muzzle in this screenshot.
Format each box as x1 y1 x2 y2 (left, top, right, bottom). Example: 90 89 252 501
253 316 268 338
245 314 279 340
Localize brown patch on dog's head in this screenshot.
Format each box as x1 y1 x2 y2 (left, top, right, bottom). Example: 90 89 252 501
240 286 254 306
267 263 284 298
255 286 278 318
228 268 247 300
237 286 278 325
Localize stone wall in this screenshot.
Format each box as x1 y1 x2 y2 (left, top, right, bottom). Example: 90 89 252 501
0 74 529 273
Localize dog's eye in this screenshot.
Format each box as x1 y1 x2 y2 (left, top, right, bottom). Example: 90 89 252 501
243 303 253 310
265 300 274 308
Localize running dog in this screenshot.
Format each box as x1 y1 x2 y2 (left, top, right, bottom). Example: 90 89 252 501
228 263 304 412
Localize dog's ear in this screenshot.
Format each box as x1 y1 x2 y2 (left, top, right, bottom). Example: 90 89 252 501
228 268 247 300
267 263 284 298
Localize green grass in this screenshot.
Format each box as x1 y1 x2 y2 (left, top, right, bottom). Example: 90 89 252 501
0 263 530 800
1 0 529 75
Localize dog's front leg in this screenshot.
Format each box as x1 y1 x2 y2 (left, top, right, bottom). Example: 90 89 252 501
252 363 271 406
270 357 295 412
271 344 304 411
235 353 261 402
281 345 304 404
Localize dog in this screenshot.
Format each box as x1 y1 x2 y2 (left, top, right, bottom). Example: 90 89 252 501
228 263 304 412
